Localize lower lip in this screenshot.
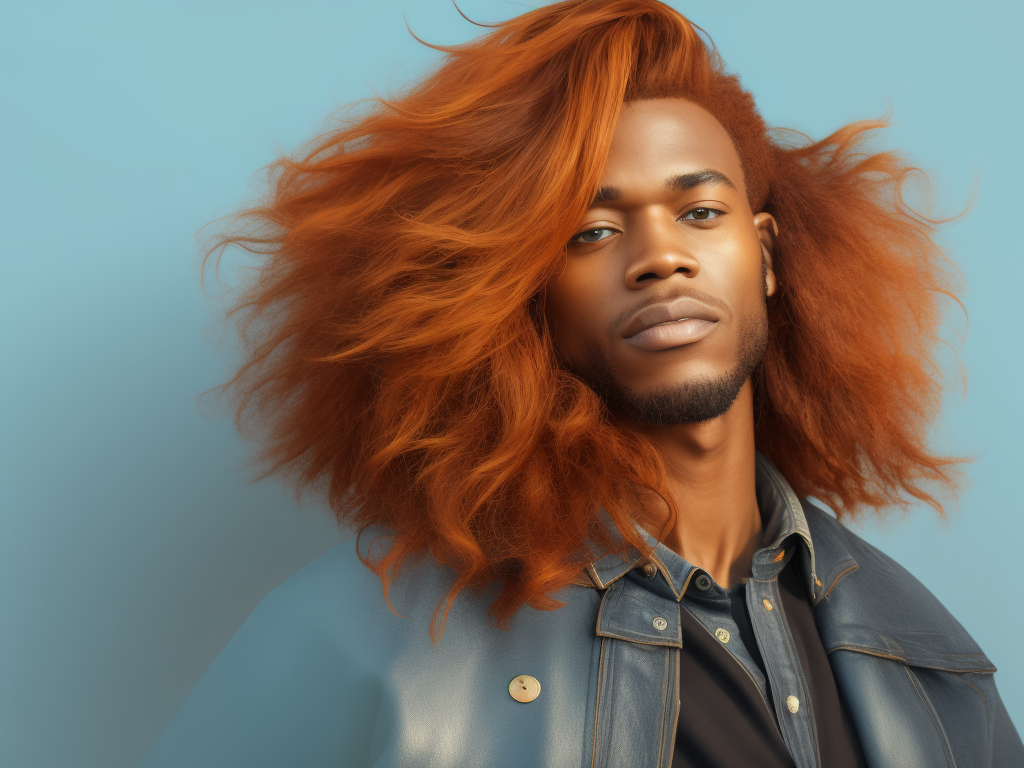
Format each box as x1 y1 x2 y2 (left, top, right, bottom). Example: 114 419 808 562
623 318 718 351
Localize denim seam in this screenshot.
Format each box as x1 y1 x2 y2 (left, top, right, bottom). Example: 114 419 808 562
957 673 991 723
655 643 671 768
589 638 605 768
904 665 958 768
817 564 858 604
824 644 997 674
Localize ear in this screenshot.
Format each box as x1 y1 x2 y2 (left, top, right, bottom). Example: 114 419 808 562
753 212 779 298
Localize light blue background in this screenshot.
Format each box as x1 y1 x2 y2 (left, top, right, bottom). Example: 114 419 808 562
1 1 1021 766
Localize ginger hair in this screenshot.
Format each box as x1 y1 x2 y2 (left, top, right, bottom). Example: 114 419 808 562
201 0 967 640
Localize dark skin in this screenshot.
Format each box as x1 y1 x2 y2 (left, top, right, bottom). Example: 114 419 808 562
544 98 779 588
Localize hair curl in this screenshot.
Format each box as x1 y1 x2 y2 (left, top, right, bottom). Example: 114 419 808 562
200 0 967 641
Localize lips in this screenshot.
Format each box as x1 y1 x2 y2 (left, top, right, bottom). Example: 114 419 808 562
621 297 722 340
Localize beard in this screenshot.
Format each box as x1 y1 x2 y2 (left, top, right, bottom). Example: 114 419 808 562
569 277 770 427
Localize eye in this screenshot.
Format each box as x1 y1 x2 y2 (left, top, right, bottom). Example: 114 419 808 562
681 207 724 222
569 227 617 246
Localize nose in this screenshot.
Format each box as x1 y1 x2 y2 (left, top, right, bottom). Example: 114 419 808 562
623 214 700 288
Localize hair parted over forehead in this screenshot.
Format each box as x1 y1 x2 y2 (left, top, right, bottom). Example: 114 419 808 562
201 0 967 641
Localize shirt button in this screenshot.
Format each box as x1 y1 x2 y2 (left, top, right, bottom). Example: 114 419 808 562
642 563 657 580
652 616 668 631
762 598 774 611
509 675 541 703
786 695 800 714
695 574 712 591
714 628 730 644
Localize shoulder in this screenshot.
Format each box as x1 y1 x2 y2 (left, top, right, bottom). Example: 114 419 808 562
801 500 995 673
800 503 1024 766
254 524 460 631
140 527 454 767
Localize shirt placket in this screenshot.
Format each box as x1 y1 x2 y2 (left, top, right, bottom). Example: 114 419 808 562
681 576 773 716
747 546 820 768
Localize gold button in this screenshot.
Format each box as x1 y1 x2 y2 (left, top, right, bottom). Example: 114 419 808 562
642 563 657 579
509 675 541 703
786 695 800 713
762 598 773 611
652 616 668 631
715 628 730 644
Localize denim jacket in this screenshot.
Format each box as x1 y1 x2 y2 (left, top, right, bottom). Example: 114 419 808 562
141 460 1023 767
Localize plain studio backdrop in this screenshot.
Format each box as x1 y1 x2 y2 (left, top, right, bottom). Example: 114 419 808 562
1 1 1021 766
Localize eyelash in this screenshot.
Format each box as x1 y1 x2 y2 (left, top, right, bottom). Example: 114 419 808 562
568 207 725 246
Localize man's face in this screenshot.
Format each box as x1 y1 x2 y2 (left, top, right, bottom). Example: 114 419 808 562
544 98 777 426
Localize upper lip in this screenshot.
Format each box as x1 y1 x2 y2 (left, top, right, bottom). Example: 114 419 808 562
621 296 722 338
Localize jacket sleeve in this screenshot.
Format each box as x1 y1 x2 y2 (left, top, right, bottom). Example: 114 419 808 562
138 549 378 768
992 681 1024 767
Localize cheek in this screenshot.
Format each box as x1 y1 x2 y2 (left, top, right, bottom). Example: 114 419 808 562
709 247 765 308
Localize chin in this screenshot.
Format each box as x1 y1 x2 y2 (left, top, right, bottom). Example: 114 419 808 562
615 373 749 425
577 358 749 427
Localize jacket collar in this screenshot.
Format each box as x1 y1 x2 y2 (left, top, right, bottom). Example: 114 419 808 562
801 502 995 672
582 454 994 673
584 450 819 598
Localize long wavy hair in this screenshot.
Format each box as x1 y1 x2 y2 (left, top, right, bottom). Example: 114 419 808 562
201 0 967 640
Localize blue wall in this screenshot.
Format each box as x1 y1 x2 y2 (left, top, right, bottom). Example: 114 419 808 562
1 1 1020 766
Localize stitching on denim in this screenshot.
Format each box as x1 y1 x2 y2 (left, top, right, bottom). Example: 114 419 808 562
826 645 997 674
905 665 958 767
655 644 670 767
590 638 605 768
958 673 991 724
817 564 857 603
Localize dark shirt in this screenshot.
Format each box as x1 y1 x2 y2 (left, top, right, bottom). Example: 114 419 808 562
671 557 867 767
632 451 868 768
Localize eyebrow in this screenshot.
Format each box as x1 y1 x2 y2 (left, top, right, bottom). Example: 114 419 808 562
589 168 737 207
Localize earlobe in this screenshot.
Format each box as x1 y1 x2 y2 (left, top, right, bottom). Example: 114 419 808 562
762 244 778 297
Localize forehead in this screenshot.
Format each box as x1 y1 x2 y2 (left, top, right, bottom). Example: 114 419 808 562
598 98 745 200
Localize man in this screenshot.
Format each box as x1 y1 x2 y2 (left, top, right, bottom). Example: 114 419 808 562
142 1 1022 766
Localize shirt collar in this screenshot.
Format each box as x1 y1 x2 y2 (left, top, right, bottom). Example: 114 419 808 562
585 450 818 598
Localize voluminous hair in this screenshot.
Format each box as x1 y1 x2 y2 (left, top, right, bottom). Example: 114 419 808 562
202 0 966 641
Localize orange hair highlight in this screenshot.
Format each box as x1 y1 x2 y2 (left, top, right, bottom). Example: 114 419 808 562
200 0 967 641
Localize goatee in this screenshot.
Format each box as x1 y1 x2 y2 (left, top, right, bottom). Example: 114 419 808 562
571 295 769 426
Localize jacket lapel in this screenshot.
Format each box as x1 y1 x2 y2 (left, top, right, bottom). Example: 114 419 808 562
800 500 996 768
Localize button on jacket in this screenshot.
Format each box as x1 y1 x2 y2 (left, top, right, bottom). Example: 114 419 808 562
141 454 1024 767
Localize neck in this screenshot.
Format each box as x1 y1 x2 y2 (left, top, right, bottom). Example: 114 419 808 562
624 380 761 589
